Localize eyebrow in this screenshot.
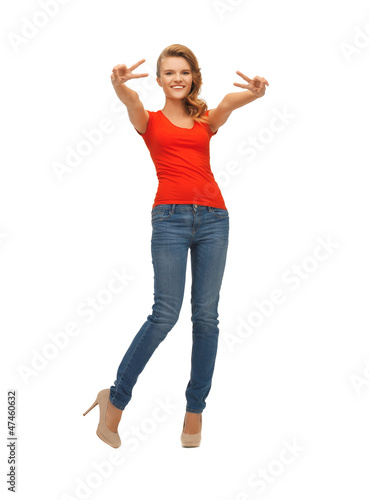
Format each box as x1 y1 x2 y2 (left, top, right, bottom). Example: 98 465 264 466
163 68 191 71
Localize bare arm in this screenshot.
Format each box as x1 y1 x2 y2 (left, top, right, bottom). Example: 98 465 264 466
111 59 150 134
208 73 269 133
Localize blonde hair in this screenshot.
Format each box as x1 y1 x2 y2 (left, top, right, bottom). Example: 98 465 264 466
156 44 209 125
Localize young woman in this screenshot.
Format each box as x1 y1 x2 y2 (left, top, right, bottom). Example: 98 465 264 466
83 44 268 448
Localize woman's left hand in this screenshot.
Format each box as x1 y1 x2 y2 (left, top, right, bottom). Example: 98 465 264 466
233 72 269 97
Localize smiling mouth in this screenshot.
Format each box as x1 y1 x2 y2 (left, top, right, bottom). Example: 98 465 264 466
171 86 185 89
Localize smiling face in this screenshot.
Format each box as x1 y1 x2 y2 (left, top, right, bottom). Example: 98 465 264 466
156 56 193 99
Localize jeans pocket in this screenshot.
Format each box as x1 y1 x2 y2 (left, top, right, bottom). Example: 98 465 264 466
209 207 229 219
151 208 173 223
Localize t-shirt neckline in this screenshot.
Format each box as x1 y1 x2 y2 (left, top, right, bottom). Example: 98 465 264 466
159 110 196 130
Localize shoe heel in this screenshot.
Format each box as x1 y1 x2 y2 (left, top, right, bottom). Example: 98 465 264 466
83 399 98 416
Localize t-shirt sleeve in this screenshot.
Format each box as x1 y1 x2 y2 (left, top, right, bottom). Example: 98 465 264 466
134 110 151 136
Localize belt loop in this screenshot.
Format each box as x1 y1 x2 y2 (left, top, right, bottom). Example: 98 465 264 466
171 203 175 214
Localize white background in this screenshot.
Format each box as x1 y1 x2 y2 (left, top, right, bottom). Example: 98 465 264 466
1 0 369 498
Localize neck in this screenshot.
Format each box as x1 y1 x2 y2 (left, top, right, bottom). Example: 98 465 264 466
162 98 188 117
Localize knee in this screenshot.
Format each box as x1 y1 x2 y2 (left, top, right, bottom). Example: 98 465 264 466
149 293 183 328
192 305 219 324
149 307 180 330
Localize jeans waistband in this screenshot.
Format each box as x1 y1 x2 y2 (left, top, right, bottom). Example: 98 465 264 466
152 204 222 213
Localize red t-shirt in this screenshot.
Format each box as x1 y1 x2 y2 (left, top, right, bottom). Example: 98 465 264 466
135 109 227 210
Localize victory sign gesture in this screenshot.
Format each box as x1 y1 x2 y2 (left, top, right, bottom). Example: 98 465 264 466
111 58 149 88
233 72 269 98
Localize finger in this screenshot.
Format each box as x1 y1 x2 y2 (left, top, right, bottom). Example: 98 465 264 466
130 73 149 78
235 71 251 83
113 64 127 71
233 82 249 89
252 76 264 84
129 58 146 71
112 68 123 78
254 76 269 86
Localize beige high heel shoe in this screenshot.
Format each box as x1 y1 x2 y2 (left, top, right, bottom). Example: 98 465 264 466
83 389 121 448
181 412 202 447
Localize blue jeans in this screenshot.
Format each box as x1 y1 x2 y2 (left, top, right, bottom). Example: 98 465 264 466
109 204 229 413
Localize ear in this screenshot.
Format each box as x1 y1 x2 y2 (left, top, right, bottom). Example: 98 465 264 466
156 77 162 87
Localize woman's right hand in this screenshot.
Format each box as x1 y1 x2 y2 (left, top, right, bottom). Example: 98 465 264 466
111 59 149 87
